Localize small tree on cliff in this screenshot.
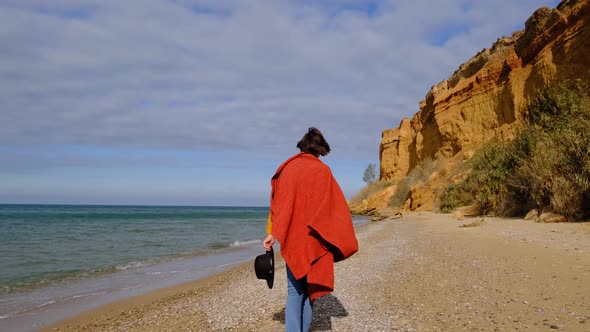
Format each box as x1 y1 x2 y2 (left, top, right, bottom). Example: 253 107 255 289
363 164 377 183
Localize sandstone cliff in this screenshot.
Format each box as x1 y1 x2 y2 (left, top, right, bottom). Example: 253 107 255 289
380 0 590 185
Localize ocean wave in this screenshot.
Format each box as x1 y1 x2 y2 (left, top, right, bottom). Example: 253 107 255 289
1 205 271 298
121 284 146 291
62 291 107 301
0 299 59 321
36 300 56 308
115 261 152 271
229 239 261 247
140 242 166 248
206 262 233 269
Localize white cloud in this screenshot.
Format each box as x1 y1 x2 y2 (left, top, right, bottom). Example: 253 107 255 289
0 0 560 159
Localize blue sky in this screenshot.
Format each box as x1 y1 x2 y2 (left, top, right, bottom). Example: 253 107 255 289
0 0 560 206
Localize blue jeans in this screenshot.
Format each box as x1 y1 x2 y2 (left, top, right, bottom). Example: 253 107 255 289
285 265 313 332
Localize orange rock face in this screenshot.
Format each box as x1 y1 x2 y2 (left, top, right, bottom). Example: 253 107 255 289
380 0 590 183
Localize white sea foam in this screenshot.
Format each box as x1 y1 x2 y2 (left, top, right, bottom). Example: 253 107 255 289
62 291 106 301
121 284 146 291
0 300 57 321
115 261 151 271
230 239 261 247
36 300 56 308
207 262 233 269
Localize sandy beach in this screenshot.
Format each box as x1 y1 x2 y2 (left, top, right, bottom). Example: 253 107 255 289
41 212 590 331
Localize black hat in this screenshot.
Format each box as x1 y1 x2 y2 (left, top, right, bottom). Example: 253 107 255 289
254 247 274 289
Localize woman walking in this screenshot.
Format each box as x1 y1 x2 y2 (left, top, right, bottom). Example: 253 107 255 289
263 127 358 332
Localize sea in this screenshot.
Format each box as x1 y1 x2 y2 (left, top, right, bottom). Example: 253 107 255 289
0 204 367 331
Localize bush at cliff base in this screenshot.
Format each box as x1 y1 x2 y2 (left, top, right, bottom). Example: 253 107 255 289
439 86 590 221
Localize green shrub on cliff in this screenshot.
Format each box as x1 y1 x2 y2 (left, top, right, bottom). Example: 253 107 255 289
439 139 523 214
439 86 590 221
511 86 590 219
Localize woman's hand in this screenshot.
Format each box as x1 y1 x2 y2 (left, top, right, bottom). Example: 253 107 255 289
263 234 275 251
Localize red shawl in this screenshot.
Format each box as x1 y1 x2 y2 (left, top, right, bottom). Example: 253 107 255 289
270 152 358 300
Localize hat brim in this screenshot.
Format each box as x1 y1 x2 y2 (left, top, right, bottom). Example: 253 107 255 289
266 247 274 289
254 247 275 289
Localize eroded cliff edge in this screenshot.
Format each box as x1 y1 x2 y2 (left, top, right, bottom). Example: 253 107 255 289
380 0 590 184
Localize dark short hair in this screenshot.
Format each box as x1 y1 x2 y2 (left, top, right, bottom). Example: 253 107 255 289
296 127 331 157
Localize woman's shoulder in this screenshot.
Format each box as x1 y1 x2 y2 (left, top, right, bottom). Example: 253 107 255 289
289 155 331 175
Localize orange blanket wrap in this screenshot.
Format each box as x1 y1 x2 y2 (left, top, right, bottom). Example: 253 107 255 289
270 152 358 300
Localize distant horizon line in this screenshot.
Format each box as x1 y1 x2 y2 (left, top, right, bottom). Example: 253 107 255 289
0 203 270 208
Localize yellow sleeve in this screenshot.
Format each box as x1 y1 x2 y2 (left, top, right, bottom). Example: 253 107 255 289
266 213 272 235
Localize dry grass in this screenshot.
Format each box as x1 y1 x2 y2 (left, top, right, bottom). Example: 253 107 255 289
349 180 393 206
389 157 445 208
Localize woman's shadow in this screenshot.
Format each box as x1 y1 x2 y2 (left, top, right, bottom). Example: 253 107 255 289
273 294 349 331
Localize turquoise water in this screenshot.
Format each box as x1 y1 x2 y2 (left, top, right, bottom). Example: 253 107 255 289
0 204 367 331
0 204 269 294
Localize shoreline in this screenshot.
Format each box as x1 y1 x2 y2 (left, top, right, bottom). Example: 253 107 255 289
38 213 590 331
1 244 263 332
39 260 263 331
0 215 369 332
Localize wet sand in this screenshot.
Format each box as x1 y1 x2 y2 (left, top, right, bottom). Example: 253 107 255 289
41 212 590 331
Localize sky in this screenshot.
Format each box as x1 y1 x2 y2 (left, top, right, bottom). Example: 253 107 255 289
0 0 561 206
